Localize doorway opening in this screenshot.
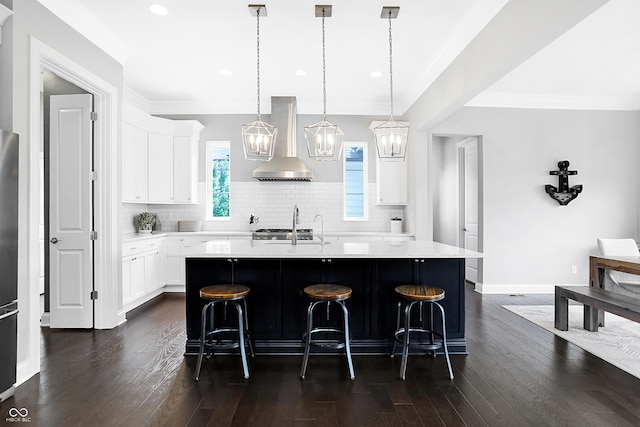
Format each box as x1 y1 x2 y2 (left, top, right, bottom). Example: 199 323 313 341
40 70 93 327
23 37 120 381
432 134 483 288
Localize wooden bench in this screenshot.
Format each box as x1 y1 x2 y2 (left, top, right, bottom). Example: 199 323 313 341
554 285 640 331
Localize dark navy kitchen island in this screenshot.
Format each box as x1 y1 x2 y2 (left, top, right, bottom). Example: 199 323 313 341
183 240 482 355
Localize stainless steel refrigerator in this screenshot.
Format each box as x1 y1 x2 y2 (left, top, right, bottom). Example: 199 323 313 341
0 129 18 402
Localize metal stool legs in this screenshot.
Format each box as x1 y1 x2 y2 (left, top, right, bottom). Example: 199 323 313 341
300 300 355 380
393 300 453 380
194 298 253 381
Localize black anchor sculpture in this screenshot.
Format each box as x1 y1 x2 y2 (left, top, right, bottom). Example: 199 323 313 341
545 160 583 205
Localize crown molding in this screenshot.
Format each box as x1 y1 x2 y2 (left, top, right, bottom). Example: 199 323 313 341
123 86 150 113
36 0 135 64
0 3 13 44
147 100 394 116
466 92 640 111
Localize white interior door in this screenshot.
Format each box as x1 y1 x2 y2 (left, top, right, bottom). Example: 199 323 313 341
460 138 479 283
49 94 94 328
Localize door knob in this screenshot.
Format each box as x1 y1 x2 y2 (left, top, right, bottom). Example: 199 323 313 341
50 237 59 244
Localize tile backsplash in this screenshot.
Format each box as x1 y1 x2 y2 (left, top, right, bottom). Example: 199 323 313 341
122 182 404 234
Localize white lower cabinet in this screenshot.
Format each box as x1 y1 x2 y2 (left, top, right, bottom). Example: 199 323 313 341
122 237 166 312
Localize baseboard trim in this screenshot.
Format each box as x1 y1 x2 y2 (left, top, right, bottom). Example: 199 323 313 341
16 360 36 387
163 284 185 293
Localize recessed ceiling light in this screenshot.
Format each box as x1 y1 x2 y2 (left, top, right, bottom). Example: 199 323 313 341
370 71 382 78
149 4 168 16
295 70 307 77
219 69 232 76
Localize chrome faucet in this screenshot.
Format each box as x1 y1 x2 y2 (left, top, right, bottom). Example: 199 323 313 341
292 204 299 245
314 213 325 246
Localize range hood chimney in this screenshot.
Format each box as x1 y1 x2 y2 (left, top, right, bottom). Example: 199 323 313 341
252 97 313 181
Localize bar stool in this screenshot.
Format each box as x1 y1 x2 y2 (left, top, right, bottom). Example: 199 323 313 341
194 284 254 381
391 285 453 380
300 284 356 380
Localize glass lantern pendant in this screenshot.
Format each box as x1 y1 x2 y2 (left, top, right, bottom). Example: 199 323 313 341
242 5 277 161
374 6 408 161
242 118 277 160
305 5 343 161
374 120 408 159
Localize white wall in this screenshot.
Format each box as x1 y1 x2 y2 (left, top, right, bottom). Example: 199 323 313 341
428 106 639 292
10 0 123 383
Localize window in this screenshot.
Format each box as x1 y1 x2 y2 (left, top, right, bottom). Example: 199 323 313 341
344 142 368 220
206 141 230 219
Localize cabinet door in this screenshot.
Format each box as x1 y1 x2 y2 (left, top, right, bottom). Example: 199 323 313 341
371 259 415 338
123 123 149 202
122 122 136 202
165 256 184 285
185 258 235 341
145 250 161 291
148 133 174 203
122 257 133 303
418 259 465 339
324 259 370 339
145 238 165 291
281 259 324 339
173 136 198 204
376 158 407 205
131 256 146 300
233 259 280 340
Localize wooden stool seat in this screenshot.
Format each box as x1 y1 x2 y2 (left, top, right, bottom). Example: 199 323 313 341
200 284 250 300
395 285 444 301
304 284 352 301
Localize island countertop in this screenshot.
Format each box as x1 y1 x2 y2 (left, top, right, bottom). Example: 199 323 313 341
183 239 483 259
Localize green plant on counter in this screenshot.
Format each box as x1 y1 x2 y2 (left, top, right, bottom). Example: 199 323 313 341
137 212 156 229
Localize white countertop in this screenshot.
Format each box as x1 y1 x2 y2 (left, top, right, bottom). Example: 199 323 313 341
182 239 483 259
122 232 168 242
122 230 414 242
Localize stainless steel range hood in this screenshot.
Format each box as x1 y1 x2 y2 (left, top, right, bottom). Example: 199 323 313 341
252 97 313 181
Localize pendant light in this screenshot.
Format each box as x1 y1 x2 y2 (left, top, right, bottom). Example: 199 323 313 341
242 4 277 161
304 5 344 161
374 6 408 161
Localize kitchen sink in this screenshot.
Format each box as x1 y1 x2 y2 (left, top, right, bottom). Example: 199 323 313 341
252 228 313 241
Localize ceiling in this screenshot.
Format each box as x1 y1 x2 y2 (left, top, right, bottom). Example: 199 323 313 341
469 0 640 111
36 0 640 115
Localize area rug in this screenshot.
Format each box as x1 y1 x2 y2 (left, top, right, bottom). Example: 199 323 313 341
502 305 640 379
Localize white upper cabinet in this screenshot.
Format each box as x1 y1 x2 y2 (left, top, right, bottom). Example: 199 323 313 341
376 157 408 205
122 122 149 202
173 136 199 204
122 102 203 204
148 132 174 203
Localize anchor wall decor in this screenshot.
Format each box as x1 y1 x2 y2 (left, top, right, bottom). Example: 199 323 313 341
545 160 582 205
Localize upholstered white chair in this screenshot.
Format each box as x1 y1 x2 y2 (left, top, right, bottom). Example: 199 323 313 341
596 238 640 295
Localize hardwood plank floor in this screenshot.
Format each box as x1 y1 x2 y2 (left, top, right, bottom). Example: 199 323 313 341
3 285 640 426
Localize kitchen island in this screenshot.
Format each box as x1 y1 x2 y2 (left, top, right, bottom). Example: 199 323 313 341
184 240 483 355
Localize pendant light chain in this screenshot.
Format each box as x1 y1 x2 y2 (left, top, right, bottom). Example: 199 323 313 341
256 8 262 119
388 11 394 120
321 9 327 120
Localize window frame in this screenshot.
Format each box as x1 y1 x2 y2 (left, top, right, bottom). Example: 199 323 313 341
343 141 369 221
205 141 231 221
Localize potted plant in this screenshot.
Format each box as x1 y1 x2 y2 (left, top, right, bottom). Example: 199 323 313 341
137 212 156 233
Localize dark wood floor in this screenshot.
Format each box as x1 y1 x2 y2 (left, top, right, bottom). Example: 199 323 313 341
3 285 640 426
